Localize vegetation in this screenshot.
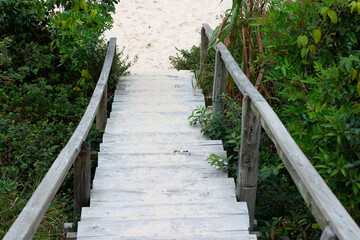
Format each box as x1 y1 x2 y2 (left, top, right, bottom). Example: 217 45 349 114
171 0 360 238
0 0 133 238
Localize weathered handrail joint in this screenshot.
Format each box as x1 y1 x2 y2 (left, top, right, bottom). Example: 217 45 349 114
4 38 117 240
201 23 360 239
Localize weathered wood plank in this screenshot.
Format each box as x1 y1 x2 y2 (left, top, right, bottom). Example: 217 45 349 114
113 94 203 103
81 202 248 221
96 84 107 129
74 142 91 221
102 132 210 143
76 235 258 240
99 142 224 154
92 178 235 191
212 50 227 114
199 26 209 80
203 23 360 239
114 89 203 96
76 234 257 240
104 122 203 134
97 38 116 85
110 102 200 113
93 166 227 183
236 95 261 230
77 216 249 238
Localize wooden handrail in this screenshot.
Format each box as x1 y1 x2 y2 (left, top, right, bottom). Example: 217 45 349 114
4 37 117 240
201 23 360 239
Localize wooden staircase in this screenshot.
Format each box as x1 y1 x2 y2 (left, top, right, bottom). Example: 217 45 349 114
76 71 256 239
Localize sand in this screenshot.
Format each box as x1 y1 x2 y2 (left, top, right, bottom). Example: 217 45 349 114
103 0 232 74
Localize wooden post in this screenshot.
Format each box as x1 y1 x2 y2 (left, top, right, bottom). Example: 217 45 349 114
74 142 91 223
236 94 261 231
199 26 209 84
320 226 337 240
96 84 107 129
212 50 227 114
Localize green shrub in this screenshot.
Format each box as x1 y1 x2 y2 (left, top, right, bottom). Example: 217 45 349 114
0 0 133 238
185 0 360 237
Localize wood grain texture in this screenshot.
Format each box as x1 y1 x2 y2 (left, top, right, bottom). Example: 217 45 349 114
236 95 261 230
74 142 91 221
202 23 360 239
3 38 117 240
200 27 209 79
77 73 255 239
212 50 227 114
96 84 107 129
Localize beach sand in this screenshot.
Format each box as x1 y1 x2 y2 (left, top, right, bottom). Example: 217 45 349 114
104 0 231 74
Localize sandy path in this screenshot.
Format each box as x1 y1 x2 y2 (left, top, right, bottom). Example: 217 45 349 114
104 0 231 74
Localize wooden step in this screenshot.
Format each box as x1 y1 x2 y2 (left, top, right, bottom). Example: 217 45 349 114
94 165 227 181
81 202 248 221
77 216 250 238
77 72 253 239
114 89 203 96
102 132 210 143
110 103 200 113
97 152 224 167
104 123 203 134
92 178 235 190
99 142 224 154
114 94 204 103
76 234 257 240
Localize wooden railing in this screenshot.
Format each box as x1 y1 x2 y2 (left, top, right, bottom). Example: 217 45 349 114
201 23 360 240
3 38 117 240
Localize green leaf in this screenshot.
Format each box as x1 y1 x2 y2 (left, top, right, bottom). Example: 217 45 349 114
313 29 321 44
309 45 316 53
297 35 308 49
328 10 338 24
301 48 308 58
357 80 360 97
320 6 329 21
351 69 357 81
349 1 357 14
358 2 360 14
330 169 339 177
340 168 346 176
81 69 92 79
348 32 358 44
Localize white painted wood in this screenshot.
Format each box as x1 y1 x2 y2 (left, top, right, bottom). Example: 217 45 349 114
3 38 117 240
202 23 360 239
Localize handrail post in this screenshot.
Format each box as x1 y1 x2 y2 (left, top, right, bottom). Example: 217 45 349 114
212 50 227 114
96 84 107 129
236 94 261 231
74 141 91 223
199 26 209 85
321 226 337 240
